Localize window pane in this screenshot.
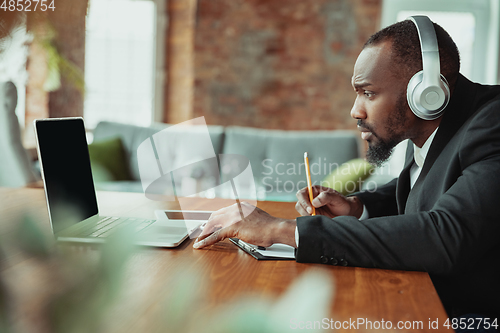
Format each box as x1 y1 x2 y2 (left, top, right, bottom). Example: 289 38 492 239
397 11 476 80
84 0 156 129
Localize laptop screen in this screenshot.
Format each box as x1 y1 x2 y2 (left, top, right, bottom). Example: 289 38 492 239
36 118 98 233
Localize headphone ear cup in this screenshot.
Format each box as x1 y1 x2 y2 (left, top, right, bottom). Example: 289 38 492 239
407 71 450 120
407 70 423 114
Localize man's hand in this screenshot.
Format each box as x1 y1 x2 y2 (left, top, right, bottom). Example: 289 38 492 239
193 201 297 249
295 185 363 218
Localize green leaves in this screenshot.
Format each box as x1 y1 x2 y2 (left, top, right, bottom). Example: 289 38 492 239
1 214 335 333
16 215 51 258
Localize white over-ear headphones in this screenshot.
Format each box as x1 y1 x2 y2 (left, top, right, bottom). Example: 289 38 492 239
407 15 450 120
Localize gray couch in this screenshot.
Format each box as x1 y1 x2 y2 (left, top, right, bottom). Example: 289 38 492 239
92 121 365 202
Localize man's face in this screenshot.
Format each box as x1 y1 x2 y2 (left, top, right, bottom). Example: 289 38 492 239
351 41 415 166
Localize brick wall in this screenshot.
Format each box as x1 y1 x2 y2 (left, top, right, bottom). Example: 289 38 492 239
24 0 87 144
192 0 381 130
165 0 197 124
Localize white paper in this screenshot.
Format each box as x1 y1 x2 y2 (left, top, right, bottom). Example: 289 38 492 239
256 243 295 259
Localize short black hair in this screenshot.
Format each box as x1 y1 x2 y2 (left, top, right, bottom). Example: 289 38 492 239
364 19 460 92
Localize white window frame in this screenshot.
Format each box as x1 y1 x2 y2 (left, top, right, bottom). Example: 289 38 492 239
151 0 168 123
138 0 168 124
381 0 500 84
84 0 167 127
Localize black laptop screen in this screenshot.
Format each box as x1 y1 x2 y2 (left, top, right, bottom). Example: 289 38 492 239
36 118 98 233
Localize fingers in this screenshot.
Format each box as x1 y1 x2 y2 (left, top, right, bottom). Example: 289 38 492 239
295 200 312 216
312 189 342 208
193 227 231 249
197 219 223 239
312 190 329 207
295 185 350 218
295 188 313 215
193 204 282 249
312 185 324 196
198 203 241 238
195 202 246 242
296 186 336 215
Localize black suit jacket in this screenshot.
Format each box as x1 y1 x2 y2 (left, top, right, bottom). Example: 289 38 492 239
296 74 500 318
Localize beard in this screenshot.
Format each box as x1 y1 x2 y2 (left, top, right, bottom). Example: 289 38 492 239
362 93 409 167
365 136 398 167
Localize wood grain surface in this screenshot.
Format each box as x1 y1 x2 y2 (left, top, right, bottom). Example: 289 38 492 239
0 188 451 332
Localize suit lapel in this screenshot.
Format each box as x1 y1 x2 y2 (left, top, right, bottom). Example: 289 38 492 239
404 75 478 213
395 74 500 214
412 76 476 189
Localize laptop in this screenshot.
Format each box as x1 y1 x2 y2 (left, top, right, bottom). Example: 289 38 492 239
34 117 189 247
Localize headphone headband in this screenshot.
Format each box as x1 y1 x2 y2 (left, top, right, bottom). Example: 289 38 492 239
408 16 442 95
409 16 438 52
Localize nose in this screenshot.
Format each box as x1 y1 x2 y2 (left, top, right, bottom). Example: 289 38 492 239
350 97 367 120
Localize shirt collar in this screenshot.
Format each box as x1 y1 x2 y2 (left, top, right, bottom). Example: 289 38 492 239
413 127 439 168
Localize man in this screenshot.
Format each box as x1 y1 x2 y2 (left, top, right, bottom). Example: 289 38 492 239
194 18 500 323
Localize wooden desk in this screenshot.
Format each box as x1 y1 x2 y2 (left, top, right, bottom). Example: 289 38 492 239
1 188 450 332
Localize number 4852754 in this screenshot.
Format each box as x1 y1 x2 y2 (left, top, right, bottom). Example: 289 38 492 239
443 317 498 330
0 0 56 11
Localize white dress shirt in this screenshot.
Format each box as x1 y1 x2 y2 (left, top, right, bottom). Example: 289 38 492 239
295 128 439 247
409 128 438 188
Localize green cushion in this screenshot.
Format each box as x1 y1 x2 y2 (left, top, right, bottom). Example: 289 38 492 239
88 137 132 182
321 158 374 195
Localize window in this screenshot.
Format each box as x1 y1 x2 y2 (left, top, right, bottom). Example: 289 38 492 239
84 0 165 129
397 11 476 80
382 0 499 84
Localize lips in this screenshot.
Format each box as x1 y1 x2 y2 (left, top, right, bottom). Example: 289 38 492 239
357 125 373 141
361 131 373 140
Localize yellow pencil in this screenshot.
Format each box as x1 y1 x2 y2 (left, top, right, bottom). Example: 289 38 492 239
304 152 315 216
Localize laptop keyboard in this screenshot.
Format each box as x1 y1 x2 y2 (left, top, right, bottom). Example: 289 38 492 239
81 217 156 238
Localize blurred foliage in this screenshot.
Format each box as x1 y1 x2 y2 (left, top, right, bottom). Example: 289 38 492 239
37 24 85 93
16 215 51 258
0 213 335 333
0 9 85 93
1 215 138 333
47 228 136 333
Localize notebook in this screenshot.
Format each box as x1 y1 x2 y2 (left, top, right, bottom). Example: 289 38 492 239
34 117 190 247
229 238 295 260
